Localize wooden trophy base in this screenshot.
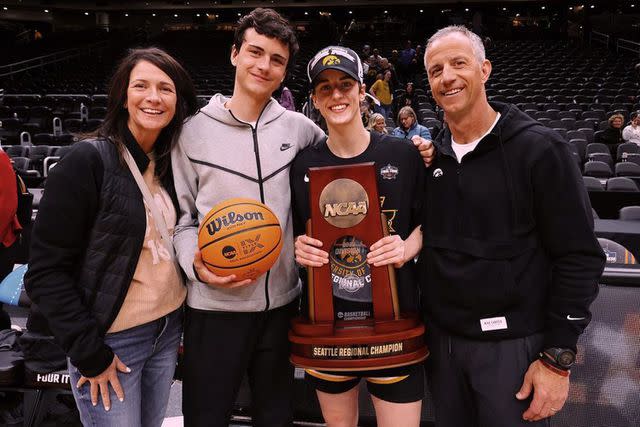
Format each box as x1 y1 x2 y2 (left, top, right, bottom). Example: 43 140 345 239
289 314 429 371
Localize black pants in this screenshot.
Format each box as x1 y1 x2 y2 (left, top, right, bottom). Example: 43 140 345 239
425 322 551 427
182 302 296 427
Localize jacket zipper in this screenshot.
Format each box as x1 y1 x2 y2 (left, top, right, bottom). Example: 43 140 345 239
228 104 272 311
250 125 270 310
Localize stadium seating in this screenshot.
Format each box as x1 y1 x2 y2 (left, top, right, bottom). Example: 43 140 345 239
619 206 640 221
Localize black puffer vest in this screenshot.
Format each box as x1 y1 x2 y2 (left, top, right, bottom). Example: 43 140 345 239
78 139 146 332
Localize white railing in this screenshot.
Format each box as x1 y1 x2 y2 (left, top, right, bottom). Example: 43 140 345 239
0 41 109 78
616 38 640 56
590 31 610 48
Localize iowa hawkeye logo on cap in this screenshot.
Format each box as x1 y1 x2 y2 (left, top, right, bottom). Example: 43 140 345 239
322 55 341 66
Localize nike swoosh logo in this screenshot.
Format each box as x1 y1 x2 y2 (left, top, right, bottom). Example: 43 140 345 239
280 143 292 151
304 174 309 183
567 315 586 321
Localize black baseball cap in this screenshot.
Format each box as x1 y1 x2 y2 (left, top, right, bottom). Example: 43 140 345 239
307 46 364 86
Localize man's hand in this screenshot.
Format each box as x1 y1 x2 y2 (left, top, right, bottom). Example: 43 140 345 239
412 136 434 167
516 359 570 421
76 354 130 411
367 235 408 268
295 235 328 267
193 249 253 288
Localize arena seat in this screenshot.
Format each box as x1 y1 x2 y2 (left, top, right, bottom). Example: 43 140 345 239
606 177 639 192
619 206 640 221
617 143 639 161
567 129 586 141
615 162 640 178
587 142 612 158
584 161 613 179
570 139 588 162
589 153 613 168
577 127 595 144
5 145 28 158
583 176 605 192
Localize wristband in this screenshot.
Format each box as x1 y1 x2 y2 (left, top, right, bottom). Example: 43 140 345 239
539 357 570 377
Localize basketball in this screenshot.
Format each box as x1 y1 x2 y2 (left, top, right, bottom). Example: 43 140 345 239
198 198 283 281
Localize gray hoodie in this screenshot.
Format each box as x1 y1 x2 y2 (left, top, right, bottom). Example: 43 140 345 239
172 94 326 311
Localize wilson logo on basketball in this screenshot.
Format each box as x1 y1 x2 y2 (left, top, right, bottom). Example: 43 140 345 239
205 211 265 236
324 201 368 218
222 245 237 259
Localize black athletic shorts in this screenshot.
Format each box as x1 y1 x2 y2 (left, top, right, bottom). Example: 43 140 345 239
304 363 424 403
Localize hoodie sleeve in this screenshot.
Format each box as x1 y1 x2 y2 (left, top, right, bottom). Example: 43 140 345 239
171 133 201 283
531 137 605 352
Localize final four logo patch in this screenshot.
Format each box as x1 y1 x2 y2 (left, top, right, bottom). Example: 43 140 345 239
380 164 398 180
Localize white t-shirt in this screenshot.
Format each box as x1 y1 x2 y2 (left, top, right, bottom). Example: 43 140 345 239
451 113 501 163
622 124 640 146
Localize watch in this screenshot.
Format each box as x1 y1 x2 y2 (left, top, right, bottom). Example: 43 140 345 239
540 347 576 370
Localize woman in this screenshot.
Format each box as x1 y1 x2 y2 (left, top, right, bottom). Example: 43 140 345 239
25 47 197 426
595 113 624 157
367 112 388 134
370 70 393 119
392 106 432 141
291 46 426 427
397 81 415 110
622 111 640 146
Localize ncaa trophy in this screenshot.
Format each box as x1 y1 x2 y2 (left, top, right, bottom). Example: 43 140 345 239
289 163 428 371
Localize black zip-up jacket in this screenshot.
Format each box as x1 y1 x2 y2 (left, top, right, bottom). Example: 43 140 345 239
420 102 605 351
24 132 178 377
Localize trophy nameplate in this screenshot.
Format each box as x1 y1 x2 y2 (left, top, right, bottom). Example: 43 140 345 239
289 163 428 371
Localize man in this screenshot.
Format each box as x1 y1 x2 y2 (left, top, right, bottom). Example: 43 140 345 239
171 9 325 426
291 45 425 427
419 25 604 426
172 8 434 426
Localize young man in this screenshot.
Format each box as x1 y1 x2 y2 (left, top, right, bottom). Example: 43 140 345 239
171 9 326 426
291 46 425 427
419 26 605 426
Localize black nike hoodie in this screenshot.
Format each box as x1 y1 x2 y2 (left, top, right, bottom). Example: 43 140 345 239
420 102 605 351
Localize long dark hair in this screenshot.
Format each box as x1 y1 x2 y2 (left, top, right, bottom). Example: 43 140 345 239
89 47 198 180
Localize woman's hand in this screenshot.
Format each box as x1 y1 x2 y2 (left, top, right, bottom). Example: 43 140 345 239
76 354 130 411
367 235 408 268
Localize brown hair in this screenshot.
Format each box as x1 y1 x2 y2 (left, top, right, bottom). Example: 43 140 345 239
397 106 417 128
608 113 624 126
233 8 299 72
88 47 198 180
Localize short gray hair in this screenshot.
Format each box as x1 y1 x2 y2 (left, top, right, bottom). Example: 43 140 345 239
425 25 486 65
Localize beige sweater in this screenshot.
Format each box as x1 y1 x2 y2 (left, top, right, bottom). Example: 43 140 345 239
108 156 186 333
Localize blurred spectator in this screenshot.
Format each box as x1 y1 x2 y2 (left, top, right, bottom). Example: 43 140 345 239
378 57 399 88
362 44 371 59
367 113 388 134
397 81 416 111
370 70 393 118
391 106 432 141
364 56 379 88
360 96 375 128
398 40 417 81
595 113 624 157
278 85 295 111
622 111 640 146
0 151 22 330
